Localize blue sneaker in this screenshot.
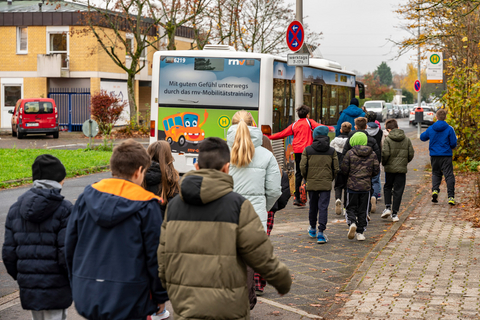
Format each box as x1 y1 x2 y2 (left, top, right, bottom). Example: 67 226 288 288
317 232 328 244
308 227 316 238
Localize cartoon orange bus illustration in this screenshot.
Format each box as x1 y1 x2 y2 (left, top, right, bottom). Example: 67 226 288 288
162 110 209 146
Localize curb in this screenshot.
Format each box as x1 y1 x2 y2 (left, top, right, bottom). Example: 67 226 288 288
0 165 110 189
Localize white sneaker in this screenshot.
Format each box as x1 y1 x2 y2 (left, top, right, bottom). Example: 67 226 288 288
381 208 392 219
370 196 377 213
151 309 170 320
348 223 357 239
356 233 366 241
335 199 342 215
392 214 400 222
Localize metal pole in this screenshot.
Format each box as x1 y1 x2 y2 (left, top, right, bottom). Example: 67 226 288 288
417 10 421 138
295 0 303 121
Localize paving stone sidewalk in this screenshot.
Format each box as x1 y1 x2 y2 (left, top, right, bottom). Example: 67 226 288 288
337 185 480 319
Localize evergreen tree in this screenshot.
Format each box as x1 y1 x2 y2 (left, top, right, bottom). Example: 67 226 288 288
375 62 393 86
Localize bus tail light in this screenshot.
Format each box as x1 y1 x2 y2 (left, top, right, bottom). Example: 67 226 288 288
150 120 156 137
261 125 271 136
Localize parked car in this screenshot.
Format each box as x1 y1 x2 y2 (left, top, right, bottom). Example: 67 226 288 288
9 98 59 139
393 105 402 118
400 105 408 117
364 100 387 122
409 106 436 126
386 103 395 119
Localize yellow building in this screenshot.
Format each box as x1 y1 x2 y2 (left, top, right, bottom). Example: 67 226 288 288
0 0 195 130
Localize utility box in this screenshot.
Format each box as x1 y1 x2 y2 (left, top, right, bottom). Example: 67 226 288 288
415 108 424 123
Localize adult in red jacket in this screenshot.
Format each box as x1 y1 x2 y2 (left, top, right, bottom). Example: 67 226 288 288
269 105 321 206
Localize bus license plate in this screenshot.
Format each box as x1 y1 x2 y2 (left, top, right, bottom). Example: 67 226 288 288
26 123 39 127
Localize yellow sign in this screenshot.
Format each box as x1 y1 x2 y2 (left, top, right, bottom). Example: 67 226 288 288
218 115 230 128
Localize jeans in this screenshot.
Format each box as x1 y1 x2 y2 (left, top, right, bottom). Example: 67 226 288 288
308 191 330 232
294 153 303 199
431 156 455 198
372 172 381 198
345 192 370 234
31 310 67 320
384 172 406 214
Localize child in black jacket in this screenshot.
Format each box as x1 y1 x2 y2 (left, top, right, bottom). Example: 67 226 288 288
2 155 72 320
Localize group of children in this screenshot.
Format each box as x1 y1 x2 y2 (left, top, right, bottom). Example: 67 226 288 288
2 111 292 320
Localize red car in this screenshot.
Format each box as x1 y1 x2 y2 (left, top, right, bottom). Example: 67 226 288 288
9 98 59 139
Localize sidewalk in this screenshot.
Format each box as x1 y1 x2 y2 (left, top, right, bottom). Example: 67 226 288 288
336 180 480 318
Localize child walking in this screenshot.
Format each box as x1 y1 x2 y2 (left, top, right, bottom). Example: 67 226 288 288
144 140 180 219
65 140 169 320
254 136 292 296
2 155 72 320
300 126 339 243
341 132 380 241
158 137 291 319
366 111 383 202
380 119 415 222
330 121 352 215
420 108 457 205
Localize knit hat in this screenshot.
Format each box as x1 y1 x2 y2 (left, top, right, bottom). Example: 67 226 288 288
313 126 329 138
366 111 377 123
32 154 66 182
350 132 368 147
350 98 359 107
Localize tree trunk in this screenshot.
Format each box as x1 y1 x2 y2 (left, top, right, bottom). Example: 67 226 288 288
127 73 137 124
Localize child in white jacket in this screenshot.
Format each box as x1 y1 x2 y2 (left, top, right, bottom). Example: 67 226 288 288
330 122 352 214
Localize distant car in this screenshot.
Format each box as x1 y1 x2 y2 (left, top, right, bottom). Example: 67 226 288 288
409 106 436 126
392 105 401 118
364 100 387 122
9 98 59 139
386 103 395 119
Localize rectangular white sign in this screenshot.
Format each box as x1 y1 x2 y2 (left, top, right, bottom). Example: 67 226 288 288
427 52 443 83
287 54 309 66
100 80 131 125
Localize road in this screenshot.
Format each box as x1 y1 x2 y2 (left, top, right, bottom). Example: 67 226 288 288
0 117 421 319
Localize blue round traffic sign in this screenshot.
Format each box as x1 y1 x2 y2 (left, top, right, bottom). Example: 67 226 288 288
414 80 421 92
286 21 305 52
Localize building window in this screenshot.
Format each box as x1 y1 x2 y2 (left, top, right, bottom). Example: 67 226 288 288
140 45 147 59
17 27 28 54
126 34 134 56
47 30 69 68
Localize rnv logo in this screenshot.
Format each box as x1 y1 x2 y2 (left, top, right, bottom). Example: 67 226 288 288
228 59 245 65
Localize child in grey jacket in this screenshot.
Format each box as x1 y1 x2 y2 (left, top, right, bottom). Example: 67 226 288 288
330 122 352 215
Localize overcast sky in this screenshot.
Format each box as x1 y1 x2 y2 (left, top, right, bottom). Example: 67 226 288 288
286 0 415 75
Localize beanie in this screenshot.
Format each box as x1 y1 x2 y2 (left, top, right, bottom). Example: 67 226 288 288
350 132 368 147
350 98 359 107
366 111 377 123
32 154 67 182
313 126 329 138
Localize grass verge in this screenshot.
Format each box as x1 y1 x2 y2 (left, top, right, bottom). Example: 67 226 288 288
0 148 111 189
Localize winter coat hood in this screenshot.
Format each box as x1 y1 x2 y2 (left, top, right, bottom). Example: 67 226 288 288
352 145 373 158
84 178 161 228
145 161 162 188
227 124 263 149
19 188 64 223
180 169 233 205
366 122 380 137
432 120 449 132
311 135 331 153
343 105 365 118
387 128 406 142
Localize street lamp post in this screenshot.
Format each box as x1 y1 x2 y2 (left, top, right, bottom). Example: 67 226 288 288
417 9 422 138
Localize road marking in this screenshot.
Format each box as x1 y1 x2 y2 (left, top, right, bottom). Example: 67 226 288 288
257 297 323 319
0 298 20 312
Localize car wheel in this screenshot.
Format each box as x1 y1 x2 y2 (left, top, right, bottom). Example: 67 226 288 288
166 137 173 144
53 131 59 139
17 129 24 139
12 128 17 137
178 135 186 146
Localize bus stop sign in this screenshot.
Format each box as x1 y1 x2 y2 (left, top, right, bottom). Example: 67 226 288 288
286 21 304 52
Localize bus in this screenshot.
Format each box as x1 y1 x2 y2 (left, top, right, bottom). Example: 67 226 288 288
150 45 363 173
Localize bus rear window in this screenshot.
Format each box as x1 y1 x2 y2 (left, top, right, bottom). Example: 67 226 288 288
24 102 53 114
194 58 224 71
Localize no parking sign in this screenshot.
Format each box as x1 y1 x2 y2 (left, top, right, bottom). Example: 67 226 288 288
286 21 305 52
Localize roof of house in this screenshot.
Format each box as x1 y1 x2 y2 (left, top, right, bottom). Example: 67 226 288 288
0 0 89 12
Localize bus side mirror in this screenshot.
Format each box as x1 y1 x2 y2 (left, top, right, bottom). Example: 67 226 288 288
356 81 365 99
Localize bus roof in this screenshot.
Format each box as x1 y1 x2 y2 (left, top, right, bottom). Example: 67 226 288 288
153 48 356 76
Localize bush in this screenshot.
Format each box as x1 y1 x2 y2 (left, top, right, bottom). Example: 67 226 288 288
90 90 126 136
